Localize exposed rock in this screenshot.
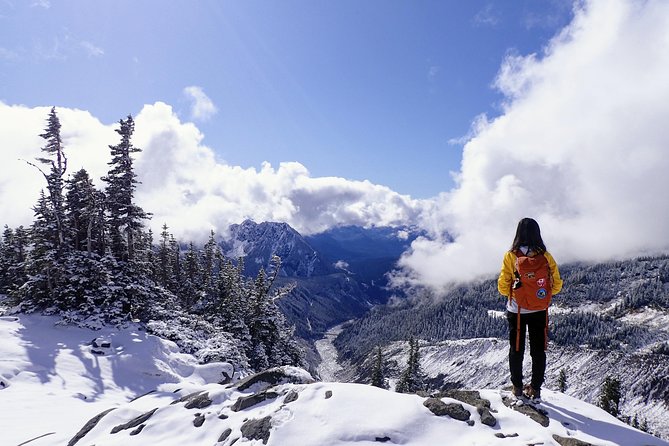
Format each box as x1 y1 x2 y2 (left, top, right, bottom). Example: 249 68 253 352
375 436 391 442
218 428 232 442
495 433 519 438
129 390 156 402
110 408 158 434
240 416 272 444
129 424 145 436
467 420 475 426
171 391 213 410
436 390 497 427
423 398 471 421
218 413 229 419
325 390 333 399
284 389 299 404
193 413 205 427
440 390 491 409
502 397 550 427
231 390 280 412
235 367 314 391
478 407 497 427
553 435 596 446
67 408 115 446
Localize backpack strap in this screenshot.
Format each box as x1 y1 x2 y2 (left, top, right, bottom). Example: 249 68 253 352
544 311 549 351
516 306 521 352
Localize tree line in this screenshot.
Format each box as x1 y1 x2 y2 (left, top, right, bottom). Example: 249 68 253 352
0 108 304 372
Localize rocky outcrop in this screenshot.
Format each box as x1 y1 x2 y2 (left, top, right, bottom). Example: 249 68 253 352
234 366 314 391
423 398 471 422
240 416 272 444
552 435 597 446
438 390 497 427
67 408 115 446
173 391 213 410
231 390 280 412
110 408 158 434
502 397 550 427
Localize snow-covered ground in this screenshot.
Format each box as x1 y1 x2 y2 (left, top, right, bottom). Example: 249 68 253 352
0 314 232 446
314 323 345 381
1 314 666 446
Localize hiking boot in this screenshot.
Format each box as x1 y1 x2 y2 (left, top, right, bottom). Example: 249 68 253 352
523 384 541 401
512 385 523 398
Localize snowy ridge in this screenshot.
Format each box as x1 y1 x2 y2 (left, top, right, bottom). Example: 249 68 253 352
1 314 666 446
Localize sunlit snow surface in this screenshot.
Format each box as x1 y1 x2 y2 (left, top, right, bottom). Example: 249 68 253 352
1 314 666 446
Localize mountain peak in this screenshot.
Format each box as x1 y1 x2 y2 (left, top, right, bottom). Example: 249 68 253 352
223 220 334 278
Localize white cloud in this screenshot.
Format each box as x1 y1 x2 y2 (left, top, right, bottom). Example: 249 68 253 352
473 4 500 28
0 101 426 243
183 86 217 121
395 0 669 289
31 0 50 9
80 41 104 58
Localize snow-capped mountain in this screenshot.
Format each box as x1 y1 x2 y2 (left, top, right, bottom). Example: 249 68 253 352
1 314 665 446
222 220 334 278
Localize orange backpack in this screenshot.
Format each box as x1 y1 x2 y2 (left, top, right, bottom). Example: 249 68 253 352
511 251 553 311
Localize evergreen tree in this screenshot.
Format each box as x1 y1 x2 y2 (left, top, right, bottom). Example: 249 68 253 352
396 337 425 394
598 376 622 417
65 169 105 254
558 368 568 393
102 115 148 262
169 234 181 293
34 107 68 256
371 346 388 389
21 191 63 310
2 226 29 300
245 256 303 370
101 115 152 317
0 226 16 294
156 223 173 289
201 230 219 298
180 241 202 309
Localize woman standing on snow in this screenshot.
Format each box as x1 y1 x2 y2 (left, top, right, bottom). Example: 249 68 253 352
498 217 563 402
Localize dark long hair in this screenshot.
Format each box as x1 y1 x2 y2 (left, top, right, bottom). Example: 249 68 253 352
511 217 546 253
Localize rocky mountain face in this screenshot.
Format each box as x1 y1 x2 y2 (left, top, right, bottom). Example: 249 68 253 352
222 220 335 278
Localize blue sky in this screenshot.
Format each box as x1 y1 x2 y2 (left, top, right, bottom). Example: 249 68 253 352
0 0 573 198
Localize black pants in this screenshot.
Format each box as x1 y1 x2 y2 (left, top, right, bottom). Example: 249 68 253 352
507 310 547 390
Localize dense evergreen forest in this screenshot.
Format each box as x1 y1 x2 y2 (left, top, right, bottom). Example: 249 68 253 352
0 108 304 372
335 257 669 361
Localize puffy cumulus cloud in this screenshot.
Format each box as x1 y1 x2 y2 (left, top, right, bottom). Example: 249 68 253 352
0 101 425 243
395 0 669 289
183 86 217 121
131 102 424 240
0 102 115 229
